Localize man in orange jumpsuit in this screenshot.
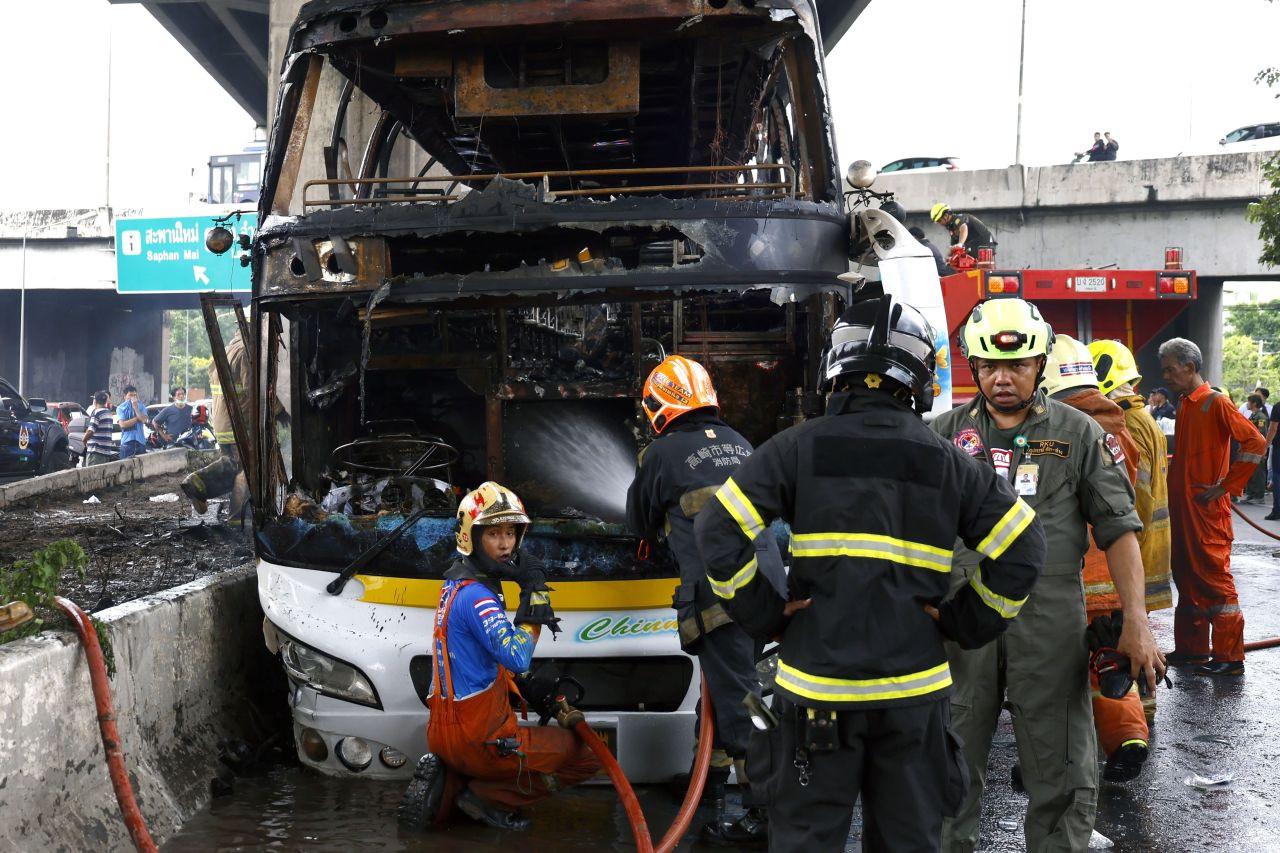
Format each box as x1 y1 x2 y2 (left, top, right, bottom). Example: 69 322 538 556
399 482 600 831
1042 336 1149 782
1159 338 1266 676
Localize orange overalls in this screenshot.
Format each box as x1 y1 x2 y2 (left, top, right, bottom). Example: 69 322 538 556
1168 384 1266 663
1063 389 1149 757
426 580 600 811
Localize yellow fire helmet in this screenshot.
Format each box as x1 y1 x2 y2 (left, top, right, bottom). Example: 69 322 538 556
455 481 531 556
959 298 1055 361
1040 334 1099 398
1088 339 1142 396
930 202 950 222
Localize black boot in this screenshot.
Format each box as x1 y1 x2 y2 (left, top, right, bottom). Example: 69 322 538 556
667 765 729 811
398 754 447 830
700 807 768 847
455 788 532 832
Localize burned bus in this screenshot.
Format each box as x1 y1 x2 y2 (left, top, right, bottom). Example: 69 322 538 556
218 0 940 781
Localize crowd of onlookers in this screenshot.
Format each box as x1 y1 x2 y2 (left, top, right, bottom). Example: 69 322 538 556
80 385 200 465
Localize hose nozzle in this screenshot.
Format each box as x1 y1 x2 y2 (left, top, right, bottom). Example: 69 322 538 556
555 694 585 729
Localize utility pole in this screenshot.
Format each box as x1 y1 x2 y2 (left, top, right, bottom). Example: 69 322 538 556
1014 0 1027 165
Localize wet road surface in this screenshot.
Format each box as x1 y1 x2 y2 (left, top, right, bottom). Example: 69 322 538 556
165 506 1280 851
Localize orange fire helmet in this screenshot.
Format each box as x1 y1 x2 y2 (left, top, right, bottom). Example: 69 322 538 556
642 355 719 434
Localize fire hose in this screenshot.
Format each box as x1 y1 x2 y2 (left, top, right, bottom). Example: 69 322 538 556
53 597 158 853
563 675 715 853
1230 500 1280 543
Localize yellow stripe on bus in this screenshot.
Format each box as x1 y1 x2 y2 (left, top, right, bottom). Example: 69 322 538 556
355 575 679 611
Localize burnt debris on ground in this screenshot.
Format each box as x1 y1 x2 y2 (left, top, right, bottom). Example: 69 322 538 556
0 468 253 612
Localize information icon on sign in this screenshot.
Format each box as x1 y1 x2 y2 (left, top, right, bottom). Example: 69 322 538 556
121 230 142 256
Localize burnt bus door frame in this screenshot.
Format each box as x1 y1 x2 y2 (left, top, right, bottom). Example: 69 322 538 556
199 294 262 516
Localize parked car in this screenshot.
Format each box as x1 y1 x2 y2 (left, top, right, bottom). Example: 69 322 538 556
879 156 960 174
0 377 71 482
1219 123 1280 152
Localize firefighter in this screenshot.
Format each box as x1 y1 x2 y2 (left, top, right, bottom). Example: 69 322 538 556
929 202 995 259
181 330 248 518
1089 337 1172 712
1042 335 1149 784
931 298 1163 853
626 354 774 846
695 295 1046 852
1158 337 1266 676
398 482 598 832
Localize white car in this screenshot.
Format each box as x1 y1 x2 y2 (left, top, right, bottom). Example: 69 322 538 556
1219 123 1280 152
879 156 960 174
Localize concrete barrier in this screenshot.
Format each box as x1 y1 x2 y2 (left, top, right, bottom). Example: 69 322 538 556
0 564 281 851
0 448 189 509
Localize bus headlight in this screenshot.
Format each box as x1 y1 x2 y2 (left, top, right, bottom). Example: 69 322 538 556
280 637 381 708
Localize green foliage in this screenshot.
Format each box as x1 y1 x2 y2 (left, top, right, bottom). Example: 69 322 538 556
1225 299 1280 348
0 540 116 677
1247 154 1280 269
1221 334 1280 403
167 309 240 395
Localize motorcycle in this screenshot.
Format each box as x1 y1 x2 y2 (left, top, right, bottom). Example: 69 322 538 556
148 404 218 452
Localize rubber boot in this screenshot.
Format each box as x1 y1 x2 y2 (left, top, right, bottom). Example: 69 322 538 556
455 788 532 832
398 754 448 830
701 807 768 847
667 764 729 811
1103 741 1149 783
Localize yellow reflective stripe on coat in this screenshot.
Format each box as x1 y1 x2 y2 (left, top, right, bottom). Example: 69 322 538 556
791 533 951 573
775 659 952 703
714 477 766 541
969 566 1027 618
708 556 758 600
975 498 1036 560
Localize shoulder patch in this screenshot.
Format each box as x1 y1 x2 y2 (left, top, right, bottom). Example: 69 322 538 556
1102 433 1125 466
953 427 985 457
1026 439 1071 458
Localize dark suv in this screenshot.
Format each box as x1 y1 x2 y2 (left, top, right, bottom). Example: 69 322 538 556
0 377 71 482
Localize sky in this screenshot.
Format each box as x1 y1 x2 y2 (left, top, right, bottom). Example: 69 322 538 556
0 0 1277 211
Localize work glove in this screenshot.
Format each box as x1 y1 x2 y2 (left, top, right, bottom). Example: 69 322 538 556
512 566 561 636
1088 610 1138 699
514 665 563 725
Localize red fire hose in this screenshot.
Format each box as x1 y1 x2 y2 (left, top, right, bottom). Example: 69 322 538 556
53 597 158 853
567 674 716 853
1230 501 1280 542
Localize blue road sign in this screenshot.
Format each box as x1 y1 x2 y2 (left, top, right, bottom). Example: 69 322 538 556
115 213 255 294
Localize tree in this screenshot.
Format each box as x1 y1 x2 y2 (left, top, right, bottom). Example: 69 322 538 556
1248 48 1280 266
166 309 241 395
1225 299 1280 348
1220 334 1280 402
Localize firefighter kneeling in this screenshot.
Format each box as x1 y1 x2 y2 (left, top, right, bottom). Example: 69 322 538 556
695 295 1046 851
398 482 600 832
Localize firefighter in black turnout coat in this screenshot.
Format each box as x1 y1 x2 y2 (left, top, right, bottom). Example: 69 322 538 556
627 354 777 846
694 295 1046 852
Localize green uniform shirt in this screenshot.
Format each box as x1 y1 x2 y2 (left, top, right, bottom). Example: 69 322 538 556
932 392 1141 574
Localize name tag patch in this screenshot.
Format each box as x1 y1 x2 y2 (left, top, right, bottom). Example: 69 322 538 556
1027 439 1071 458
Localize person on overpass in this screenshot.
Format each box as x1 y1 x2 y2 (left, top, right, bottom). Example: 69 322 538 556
398 482 597 832
696 295 1045 851
930 203 996 260
1077 132 1107 163
931 298 1163 853
1089 338 1173 725
1042 336 1151 784
626 354 777 847
1159 338 1266 676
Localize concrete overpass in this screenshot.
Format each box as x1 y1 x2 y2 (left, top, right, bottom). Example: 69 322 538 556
876 152 1278 383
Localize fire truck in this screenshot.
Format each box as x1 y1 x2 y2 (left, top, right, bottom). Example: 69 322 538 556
939 248 1197 402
